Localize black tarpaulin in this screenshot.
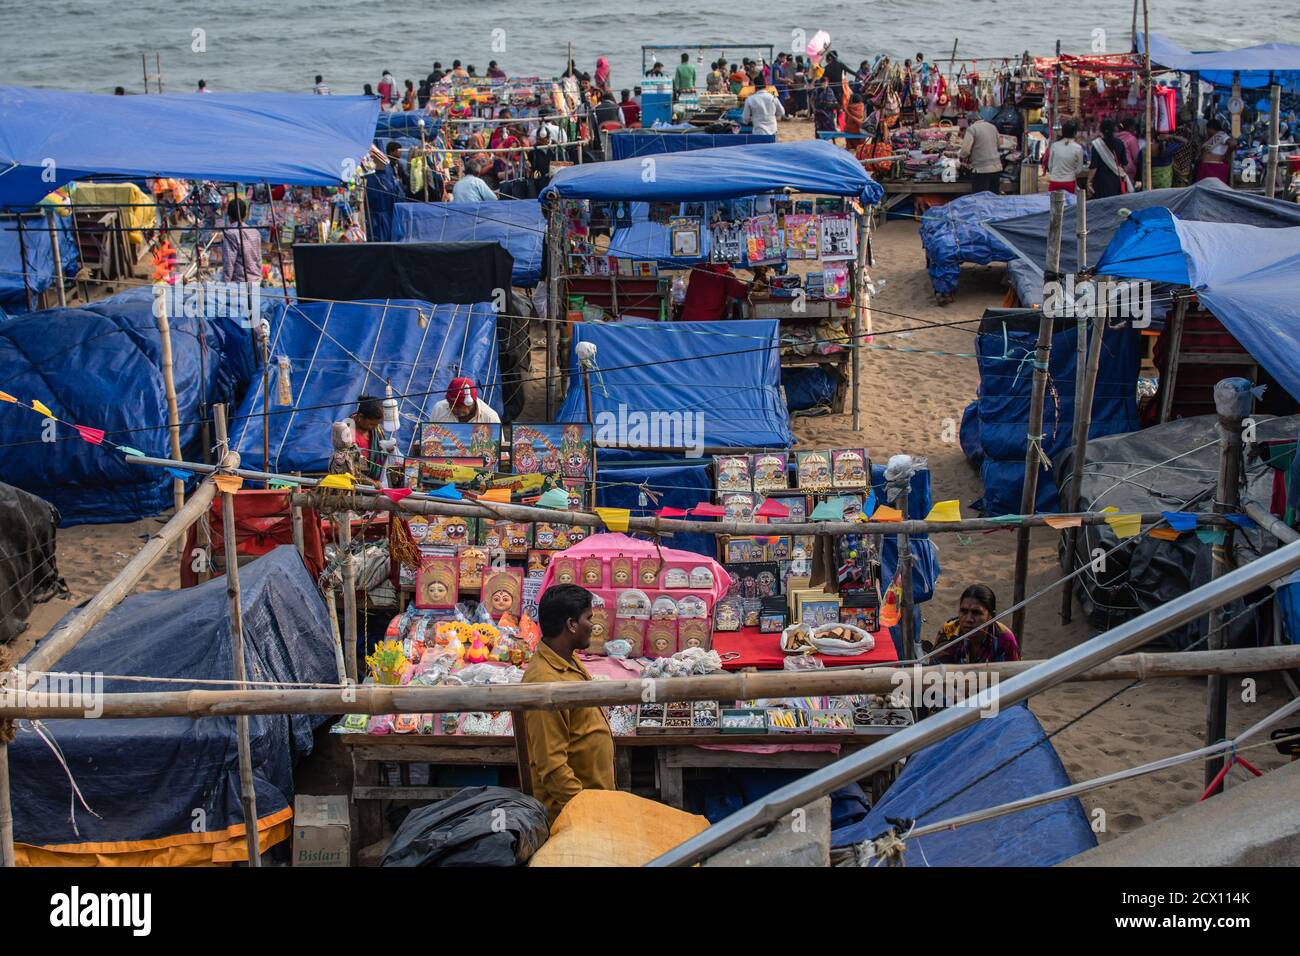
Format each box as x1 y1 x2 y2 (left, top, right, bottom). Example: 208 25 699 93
292 241 515 307
0 481 63 645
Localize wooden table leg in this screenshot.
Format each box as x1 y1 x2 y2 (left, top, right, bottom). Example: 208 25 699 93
352 749 384 854
615 749 632 792
657 748 685 809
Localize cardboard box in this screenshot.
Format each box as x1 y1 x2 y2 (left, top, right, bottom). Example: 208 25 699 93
292 794 350 867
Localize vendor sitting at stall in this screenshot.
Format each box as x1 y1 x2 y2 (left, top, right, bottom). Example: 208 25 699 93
678 263 752 322
522 584 616 822
428 376 501 423
349 395 388 482
925 584 1020 664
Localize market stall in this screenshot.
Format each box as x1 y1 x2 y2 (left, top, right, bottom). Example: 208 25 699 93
539 140 884 428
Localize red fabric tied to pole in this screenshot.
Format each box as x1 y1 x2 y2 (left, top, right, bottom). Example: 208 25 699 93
181 490 325 587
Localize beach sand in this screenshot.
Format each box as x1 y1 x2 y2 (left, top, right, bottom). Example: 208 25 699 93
13 118 1291 848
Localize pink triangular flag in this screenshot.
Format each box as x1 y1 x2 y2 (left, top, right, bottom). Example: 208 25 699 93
754 498 790 519
657 506 689 518
379 487 412 503
73 424 105 445
691 502 726 517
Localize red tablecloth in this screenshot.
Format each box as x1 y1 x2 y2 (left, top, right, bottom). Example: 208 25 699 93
712 626 898 670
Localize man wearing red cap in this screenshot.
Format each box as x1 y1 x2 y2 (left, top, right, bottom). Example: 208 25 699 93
430 377 501 423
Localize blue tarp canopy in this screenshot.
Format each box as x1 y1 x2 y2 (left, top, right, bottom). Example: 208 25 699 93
11 547 336 859
962 309 1140 515
375 111 441 137
542 140 884 205
0 213 79 313
606 131 776 161
233 298 500 473
919 191 1073 296
392 200 544 287
0 87 379 210
831 704 1097 865
1097 207 1300 402
557 319 794 450
0 287 254 525
1138 32 1300 89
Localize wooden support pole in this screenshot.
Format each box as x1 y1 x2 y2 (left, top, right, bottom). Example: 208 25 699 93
1013 190 1065 644
581 363 598 510
1264 84 1281 199
1231 73 1242 141
897 485 917 660
154 285 185 565
339 515 358 682
45 209 67 308
1203 379 1246 794
291 503 305 557
1158 295 1189 423
0 742 13 867
213 405 261 866
1061 192 1098 624
7 643 1300 722
323 584 348 684
545 202 562 420
1141 0 1153 190
852 211 870 432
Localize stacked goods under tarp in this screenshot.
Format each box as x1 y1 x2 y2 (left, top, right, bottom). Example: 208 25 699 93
919 191 1071 297
831 704 1097 866
606 132 775 161
11 546 337 865
1058 413 1300 646
961 308 1140 515
0 212 79 314
0 481 64 644
0 287 255 525
232 298 500 473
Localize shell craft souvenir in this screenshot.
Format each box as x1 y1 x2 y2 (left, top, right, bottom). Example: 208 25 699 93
713 597 743 632
714 455 752 492
688 566 715 590
750 452 789 493
677 595 708 619
650 596 679 621
832 449 869 490
616 588 651 619
457 546 488 590
796 451 833 491
720 492 756 522
662 565 690 589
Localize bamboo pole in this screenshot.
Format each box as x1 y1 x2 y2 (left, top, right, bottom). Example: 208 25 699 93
1204 379 1246 795
1141 0 1153 190
14 214 34 313
1264 84 1281 199
1158 295 1189 423
339 515 358 682
1012 190 1066 642
545 201 562 419
323 585 348 683
897 485 917 660
7 643 1300 722
1231 72 1242 141
582 361 598 510
0 742 13 867
213 406 261 866
45 209 67 308
852 211 869 431
154 285 185 563
291 503 305 557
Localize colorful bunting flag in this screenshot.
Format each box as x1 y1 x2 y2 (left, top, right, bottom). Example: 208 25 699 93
1104 512 1142 539
657 507 689 518
1149 528 1182 541
594 507 631 532
30 399 53 418
267 479 296 490
0 391 16 403
924 499 961 522
990 514 1027 525
1042 515 1080 529
73 425 105 445
118 446 145 458
870 505 903 522
317 473 356 490
1196 528 1226 545
428 484 462 501
1161 511 1198 532
480 488 511 503
754 498 790 519
536 487 570 509
213 474 243 494
1223 514 1256 530
811 498 845 521
166 467 194 481
690 503 726 517
378 487 412 503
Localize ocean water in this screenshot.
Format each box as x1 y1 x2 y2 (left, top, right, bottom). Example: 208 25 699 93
0 0 1293 96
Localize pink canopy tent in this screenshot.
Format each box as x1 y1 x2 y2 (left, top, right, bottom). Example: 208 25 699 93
537 532 733 604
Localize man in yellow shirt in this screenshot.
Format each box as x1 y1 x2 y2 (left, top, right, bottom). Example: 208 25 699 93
521 584 616 822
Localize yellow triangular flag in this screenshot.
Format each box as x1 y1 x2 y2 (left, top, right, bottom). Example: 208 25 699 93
480 488 511 503
213 473 243 494
1105 512 1142 539
317 473 356 490
1100 505 1119 513
0 390 16 403
1044 515 1083 529
594 507 631 532
924 500 961 522
870 505 903 522
30 399 53 418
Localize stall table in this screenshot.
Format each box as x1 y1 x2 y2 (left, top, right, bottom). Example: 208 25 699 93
879 180 973 223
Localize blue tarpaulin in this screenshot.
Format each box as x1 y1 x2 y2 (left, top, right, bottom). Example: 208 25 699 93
1097 208 1300 404
872 463 940 656
0 287 254 525
831 704 1097 866
557 319 794 450
10 547 337 861
919 192 1072 296
393 200 544 287
607 131 776 161
963 309 1140 515
0 213 79 313
1138 32 1300 89
0 87 379 210
375 111 441 137
542 140 884 205
595 459 716 556
233 299 500 473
